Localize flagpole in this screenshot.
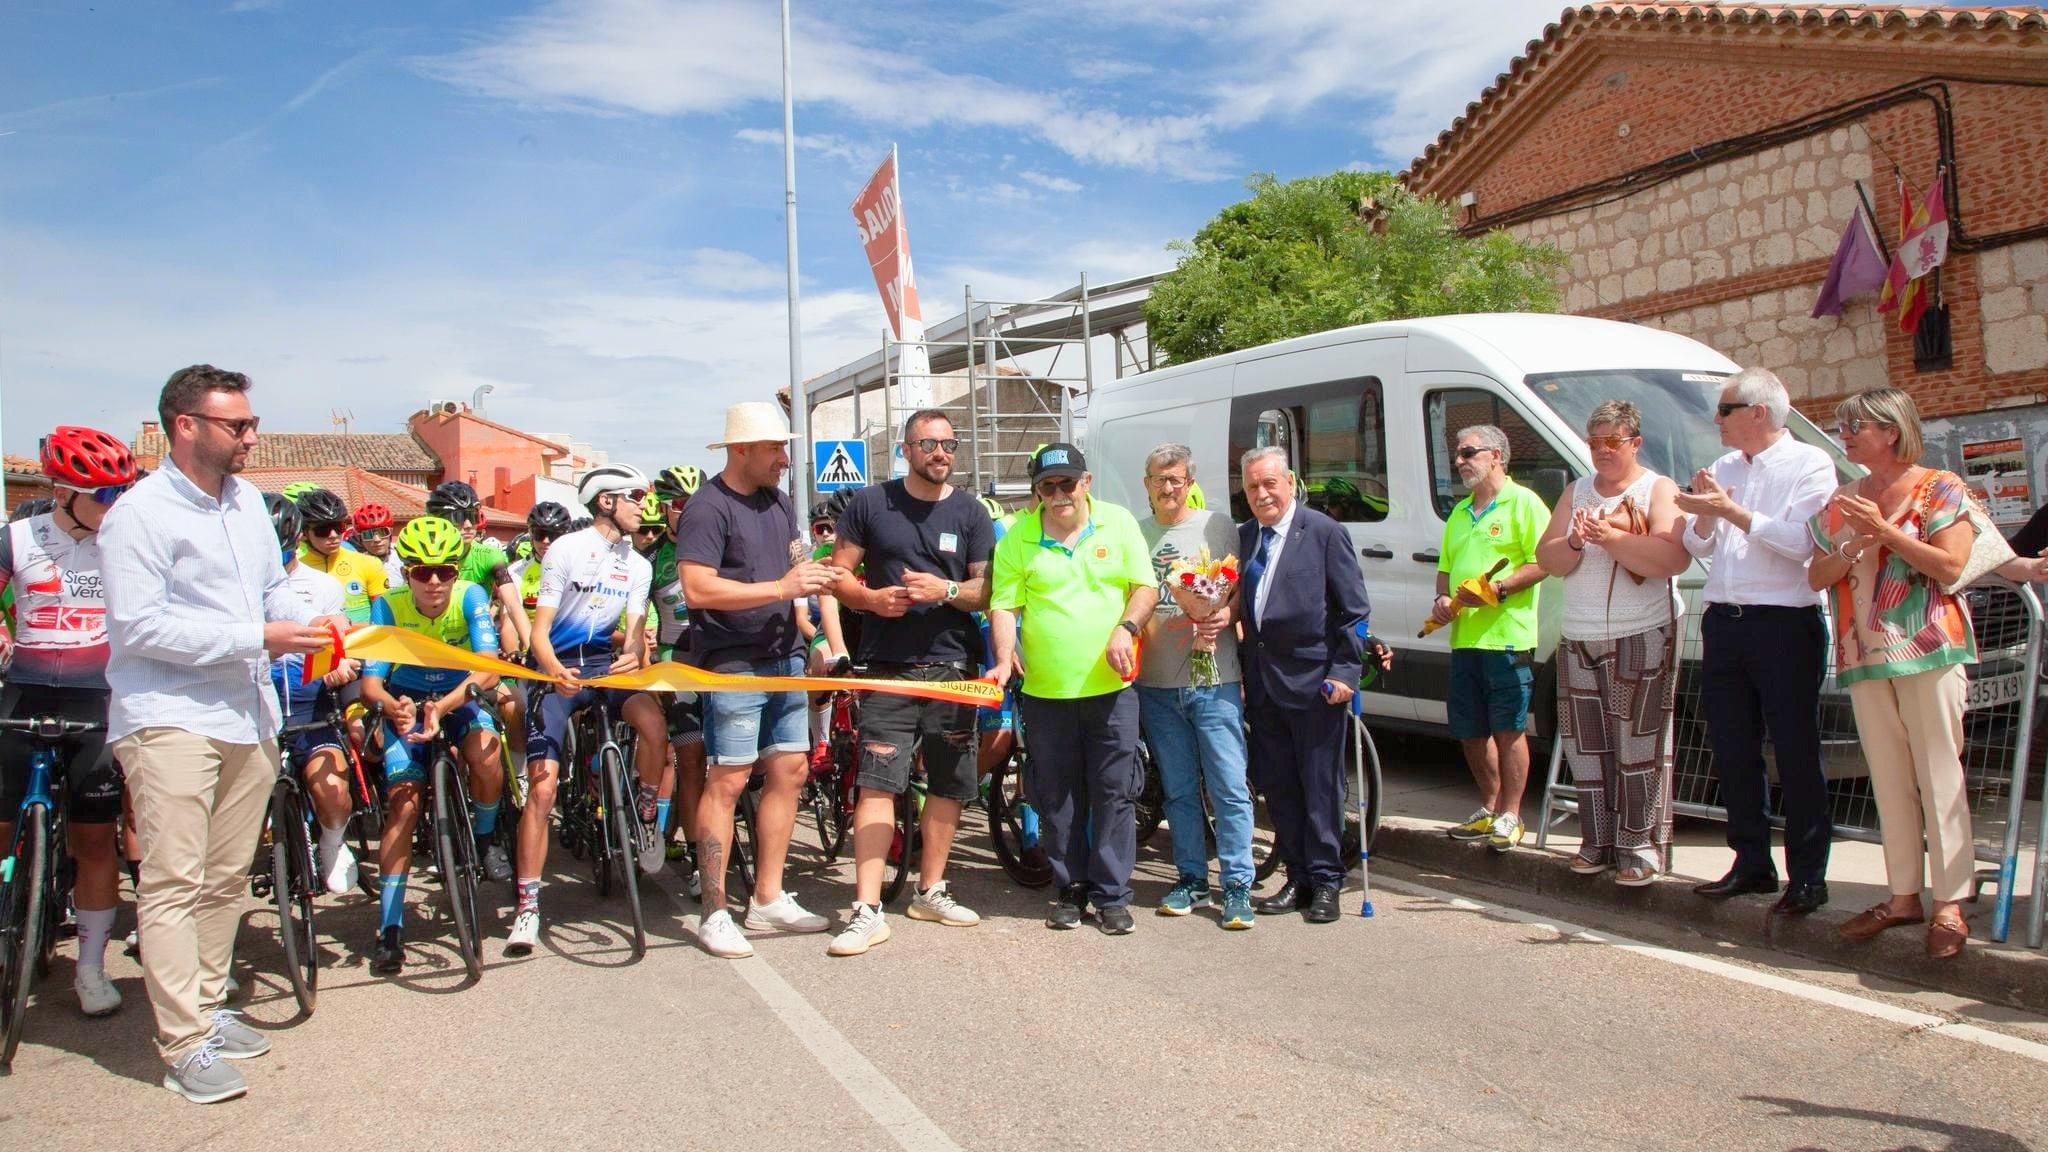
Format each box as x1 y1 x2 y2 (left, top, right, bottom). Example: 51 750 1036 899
780 0 809 523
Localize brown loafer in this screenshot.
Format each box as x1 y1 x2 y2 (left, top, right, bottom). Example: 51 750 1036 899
1927 916 1969 959
1838 903 1924 941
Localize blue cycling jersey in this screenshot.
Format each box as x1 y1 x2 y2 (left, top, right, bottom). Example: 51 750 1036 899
364 582 498 696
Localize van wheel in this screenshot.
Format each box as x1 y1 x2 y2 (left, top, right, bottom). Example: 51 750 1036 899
1530 657 1558 742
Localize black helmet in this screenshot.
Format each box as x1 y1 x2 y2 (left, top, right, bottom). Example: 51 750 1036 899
568 515 594 533
297 487 349 528
427 480 482 522
265 491 304 550
9 497 54 523
812 488 855 526
526 500 573 535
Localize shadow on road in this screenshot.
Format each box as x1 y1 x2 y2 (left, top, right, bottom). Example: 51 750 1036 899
1746 1094 2033 1152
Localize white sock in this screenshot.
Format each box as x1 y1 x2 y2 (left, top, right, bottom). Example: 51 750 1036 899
318 822 346 859
810 704 830 744
76 906 117 971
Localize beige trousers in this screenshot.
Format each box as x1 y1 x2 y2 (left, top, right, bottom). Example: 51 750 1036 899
113 727 278 1064
1846 664 1975 903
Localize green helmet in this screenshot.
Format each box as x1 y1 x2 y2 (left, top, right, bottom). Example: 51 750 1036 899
654 464 703 501
978 495 1003 520
639 492 666 528
1184 481 1206 510
395 515 466 567
281 481 319 503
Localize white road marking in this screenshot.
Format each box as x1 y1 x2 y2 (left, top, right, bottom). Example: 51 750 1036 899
660 886 963 1152
1373 875 2048 1067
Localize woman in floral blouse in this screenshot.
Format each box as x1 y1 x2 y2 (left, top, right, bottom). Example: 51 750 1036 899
1807 387 1980 958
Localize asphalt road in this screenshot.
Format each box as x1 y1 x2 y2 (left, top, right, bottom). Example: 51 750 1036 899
6 807 2047 1151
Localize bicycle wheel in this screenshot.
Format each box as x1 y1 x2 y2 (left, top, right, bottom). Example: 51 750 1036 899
1 809 50 1070
731 787 759 896
431 755 484 982
600 750 647 959
1252 790 1282 883
269 781 319 1016
880 788 915 905
985 753 1052 889
1133 741 1165 846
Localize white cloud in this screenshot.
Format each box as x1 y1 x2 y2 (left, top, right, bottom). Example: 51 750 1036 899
422 0 1234 178
733 127 872 168
1019 170 1082 194
1066 57 1152 83
676 248 788 294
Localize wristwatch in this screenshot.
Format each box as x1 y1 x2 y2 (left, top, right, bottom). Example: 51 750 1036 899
944 581 960 603
1118 619 1141 638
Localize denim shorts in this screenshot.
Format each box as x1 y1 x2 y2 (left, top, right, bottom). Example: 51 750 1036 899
1447 648 1533 740
701 653 809 767
856 664 979 801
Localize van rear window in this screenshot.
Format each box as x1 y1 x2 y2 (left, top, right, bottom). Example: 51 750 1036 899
1523 368 1843 486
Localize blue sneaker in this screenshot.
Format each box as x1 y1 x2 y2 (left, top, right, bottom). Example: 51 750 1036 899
1157 875 1212 917
1220 882 1256 930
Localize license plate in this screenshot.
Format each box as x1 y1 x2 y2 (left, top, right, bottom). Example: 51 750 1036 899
1966 670 2024 712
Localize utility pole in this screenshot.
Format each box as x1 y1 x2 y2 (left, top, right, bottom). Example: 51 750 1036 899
780 0 809 523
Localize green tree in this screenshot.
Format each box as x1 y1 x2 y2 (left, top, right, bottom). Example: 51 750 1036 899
1144 170 1567 365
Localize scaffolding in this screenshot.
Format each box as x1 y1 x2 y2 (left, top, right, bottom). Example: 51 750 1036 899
799 271 1162 500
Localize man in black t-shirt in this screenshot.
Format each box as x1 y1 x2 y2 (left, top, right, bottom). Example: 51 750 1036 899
675 401 838 959
823 410 995 956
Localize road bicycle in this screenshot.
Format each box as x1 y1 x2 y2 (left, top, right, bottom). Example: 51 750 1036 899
554 693 647 959
0 714 98 1072
371 696 489 983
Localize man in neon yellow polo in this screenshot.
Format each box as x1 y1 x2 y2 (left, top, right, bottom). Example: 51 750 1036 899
1427 424 1548 853
989 443 1157 936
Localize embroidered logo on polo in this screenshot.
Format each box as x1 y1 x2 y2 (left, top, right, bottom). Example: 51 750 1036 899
1488 523 1503 538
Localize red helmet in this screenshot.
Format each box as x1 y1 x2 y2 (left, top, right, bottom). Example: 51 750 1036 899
41 426 137 489
352 502 394 531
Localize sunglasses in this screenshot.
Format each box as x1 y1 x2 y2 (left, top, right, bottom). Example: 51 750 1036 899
532 531 561 545
611 489 649 505
57 483 132 505
407 563 459 584
1586 434 1638 451
634 525 663 536
911 437 960 454
307 522 348 537
1715 401 1755 418
1455 445 1495 460
1035 477 1079 496
185 413 261 438
811 523 835 535
1837 417 1892 437
355 528 391 542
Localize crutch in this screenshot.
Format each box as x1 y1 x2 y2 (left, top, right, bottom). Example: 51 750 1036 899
1351 622 1383 919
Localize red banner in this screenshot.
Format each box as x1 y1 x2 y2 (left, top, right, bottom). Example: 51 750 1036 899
851 149 923 341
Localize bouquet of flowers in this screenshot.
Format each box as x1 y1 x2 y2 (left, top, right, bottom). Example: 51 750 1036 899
1165 546 1240 688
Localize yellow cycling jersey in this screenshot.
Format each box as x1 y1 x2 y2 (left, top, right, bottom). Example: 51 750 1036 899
298 544 388 623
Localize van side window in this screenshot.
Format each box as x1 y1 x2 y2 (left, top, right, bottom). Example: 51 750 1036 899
1303 384 1388 523
1227 381 1387 523
1426 389 1576 519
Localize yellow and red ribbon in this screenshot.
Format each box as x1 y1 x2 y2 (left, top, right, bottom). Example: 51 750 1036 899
319 625 1004 708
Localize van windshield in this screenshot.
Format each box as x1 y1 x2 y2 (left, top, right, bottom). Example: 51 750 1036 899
1524 368 1850 484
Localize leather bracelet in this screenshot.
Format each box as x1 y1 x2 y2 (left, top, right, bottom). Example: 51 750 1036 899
1567 538 1584 551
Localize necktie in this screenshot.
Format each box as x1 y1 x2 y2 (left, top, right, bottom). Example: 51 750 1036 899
1244 525 1276 623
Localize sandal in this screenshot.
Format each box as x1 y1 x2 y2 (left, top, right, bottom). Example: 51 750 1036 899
1615 864 1656 888
1569 852 1608 875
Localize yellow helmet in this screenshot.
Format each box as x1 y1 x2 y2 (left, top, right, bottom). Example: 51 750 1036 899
640 492 666 528
395 515 466 567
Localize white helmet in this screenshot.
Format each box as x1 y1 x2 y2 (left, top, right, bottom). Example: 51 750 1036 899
577 463 649 506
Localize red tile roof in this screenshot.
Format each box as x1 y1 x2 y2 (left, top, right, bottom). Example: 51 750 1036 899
4 454 40 478
1402 3 2048 188
133 427 440 475
239 467 525 532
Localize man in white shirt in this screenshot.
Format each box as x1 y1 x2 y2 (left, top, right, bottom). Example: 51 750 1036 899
100 365 341 1105
1675 366 1838 916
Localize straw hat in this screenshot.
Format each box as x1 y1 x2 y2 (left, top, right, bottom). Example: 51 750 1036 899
708 401 798 449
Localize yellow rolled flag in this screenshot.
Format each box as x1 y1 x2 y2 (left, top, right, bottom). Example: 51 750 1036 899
329 625 1004 708
1417 558 1511 638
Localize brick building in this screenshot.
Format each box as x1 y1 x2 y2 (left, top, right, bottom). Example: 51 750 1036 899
1403 3 2048 429
132 423 442 489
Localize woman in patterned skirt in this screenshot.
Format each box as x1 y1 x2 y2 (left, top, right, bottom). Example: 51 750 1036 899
1536 401 1692 885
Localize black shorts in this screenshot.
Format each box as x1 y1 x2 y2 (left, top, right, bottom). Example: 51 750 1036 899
855 663 978 801
0 684 123 825
666 692 703 744
280 687 345 763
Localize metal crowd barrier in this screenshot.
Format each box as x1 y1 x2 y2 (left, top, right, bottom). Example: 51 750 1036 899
1536 574 2046 946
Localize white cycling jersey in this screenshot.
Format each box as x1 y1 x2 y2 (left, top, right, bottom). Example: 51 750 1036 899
535 526 651 655
382 550 405 587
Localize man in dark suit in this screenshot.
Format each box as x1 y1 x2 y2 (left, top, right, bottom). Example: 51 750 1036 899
1237 447 1375 923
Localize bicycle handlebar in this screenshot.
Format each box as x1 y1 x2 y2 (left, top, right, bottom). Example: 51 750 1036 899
0 715 106 739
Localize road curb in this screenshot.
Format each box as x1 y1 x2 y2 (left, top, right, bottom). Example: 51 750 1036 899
1373 818 2048 1014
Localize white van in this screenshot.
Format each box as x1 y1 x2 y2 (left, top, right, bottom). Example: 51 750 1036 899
1087 312 1852 738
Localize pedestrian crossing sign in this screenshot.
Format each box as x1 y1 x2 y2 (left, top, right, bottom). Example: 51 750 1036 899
815 440 867 490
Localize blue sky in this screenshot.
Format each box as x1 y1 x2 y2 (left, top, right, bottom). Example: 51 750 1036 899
1 0 1587 463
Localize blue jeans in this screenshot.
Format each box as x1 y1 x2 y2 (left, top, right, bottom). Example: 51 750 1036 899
1136 682 1254 888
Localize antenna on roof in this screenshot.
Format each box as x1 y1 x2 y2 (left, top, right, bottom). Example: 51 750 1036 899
332 408 354 435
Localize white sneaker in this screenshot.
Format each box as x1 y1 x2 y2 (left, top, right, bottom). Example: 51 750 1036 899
744 891 830 933
75 966 122 1017
321 841 357 897
637 822 665 876
505 909 541 956
828 904 891 956
686 869 702 899
697 909 754 958
907 880 981 927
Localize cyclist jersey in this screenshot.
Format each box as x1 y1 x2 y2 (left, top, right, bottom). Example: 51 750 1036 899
0 514 110 689
460 539 512 590
536 527 650 655
271 563 347 707
296 544 387 623
365 580 498 696
380 550 405 587
513 556 544 619
643 538 689 653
